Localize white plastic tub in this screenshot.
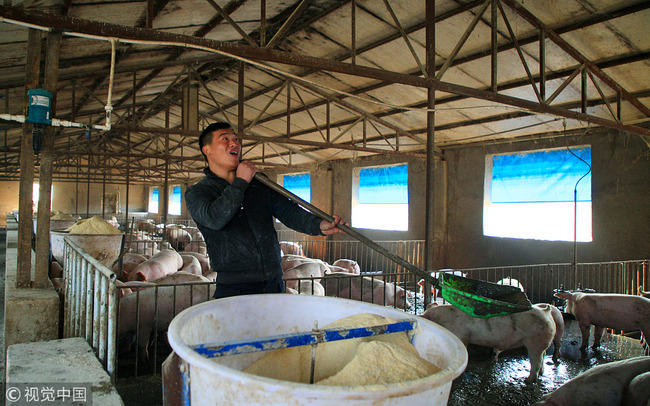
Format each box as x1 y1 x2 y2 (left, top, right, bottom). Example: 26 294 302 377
168 294 467 405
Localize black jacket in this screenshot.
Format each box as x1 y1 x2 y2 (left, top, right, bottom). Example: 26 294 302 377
184 168 323 284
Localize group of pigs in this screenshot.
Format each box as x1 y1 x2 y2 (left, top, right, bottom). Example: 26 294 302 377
128 220 207 256
421 281 650 406
113 248 215 358
280 253 413 309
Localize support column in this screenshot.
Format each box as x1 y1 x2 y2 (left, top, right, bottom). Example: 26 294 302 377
181 71 199 131
17 28 41 288
35 30 61 288
424 0 436 274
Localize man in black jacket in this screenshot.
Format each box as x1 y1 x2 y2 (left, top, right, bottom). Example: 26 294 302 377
185 122 346 299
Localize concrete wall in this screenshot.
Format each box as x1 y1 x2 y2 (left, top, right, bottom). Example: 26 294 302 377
444 129 650 268
0 181 20 227
270 128 648 269
0 181 149 225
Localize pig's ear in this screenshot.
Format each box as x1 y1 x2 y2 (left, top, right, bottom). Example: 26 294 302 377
554 292 572 299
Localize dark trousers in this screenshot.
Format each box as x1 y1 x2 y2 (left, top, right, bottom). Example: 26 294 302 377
213 276 285 299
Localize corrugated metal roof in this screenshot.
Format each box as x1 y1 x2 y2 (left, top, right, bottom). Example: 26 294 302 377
0 0 648 182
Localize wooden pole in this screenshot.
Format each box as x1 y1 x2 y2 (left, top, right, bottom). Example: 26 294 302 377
17 28 41 288
34 30 61 288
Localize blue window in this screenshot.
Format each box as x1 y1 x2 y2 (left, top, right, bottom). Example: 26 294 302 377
358 165 408 204
485 147 592 241
491 148 591 203
169 185 181 216
148 187 159 213
283 173 311 203
353 164 408 231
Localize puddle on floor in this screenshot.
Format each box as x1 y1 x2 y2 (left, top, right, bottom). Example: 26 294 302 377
447 319 645 406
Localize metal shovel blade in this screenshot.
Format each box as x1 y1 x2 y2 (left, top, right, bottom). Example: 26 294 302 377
254 173 532 318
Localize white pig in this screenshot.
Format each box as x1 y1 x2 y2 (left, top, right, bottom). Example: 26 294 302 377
639 287 650 299
533 357 650 406
554 291 650 351
180 252 211 276
626 370 650 406
279 241 304 256
322 272 412 309
281 255 328 273
128 249 183 282
421 304 556 383
293 280 325 296
283 262 328 290
534 303 564 362
165 227 192 251
179 255 202 276
497 277 525 292
331 259 361 274
118 280 215 357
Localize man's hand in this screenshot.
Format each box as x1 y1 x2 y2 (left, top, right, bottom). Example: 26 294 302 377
236 160 258 183
320 215 348 235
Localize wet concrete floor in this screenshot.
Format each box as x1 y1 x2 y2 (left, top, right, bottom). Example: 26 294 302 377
115 318 645 406
448 319 645 406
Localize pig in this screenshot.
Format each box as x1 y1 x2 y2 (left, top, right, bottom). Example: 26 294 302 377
293 280 325 296
497 277 525 292
183 240 207 255
128 249 183 282
126 232 159 256
114 279 133 297
554 291 650 351
112 252 148 281
283 262 328 290
203 271 217 282
135 219 156 234
180 252 211 276
421 304 556 383
281 255 328 274
179 255 202 276
105 216 120 229
639 287 650 299
534 303 564 362
279 241 304 256
165 227 192 251
533 357 650 406
331 259 361 274
183 227 203 241
153 271 210 285
118 279 215 357
321 272 412 309
626 370 650 406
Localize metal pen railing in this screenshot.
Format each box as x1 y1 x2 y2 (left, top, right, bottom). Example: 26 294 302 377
62 237 119 381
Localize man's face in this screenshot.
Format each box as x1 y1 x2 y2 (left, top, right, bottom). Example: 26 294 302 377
202 128 241 169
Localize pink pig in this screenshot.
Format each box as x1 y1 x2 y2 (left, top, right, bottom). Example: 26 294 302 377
129 249 183 282
534 357 650 406
421 304 556 383
554 291 650 351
